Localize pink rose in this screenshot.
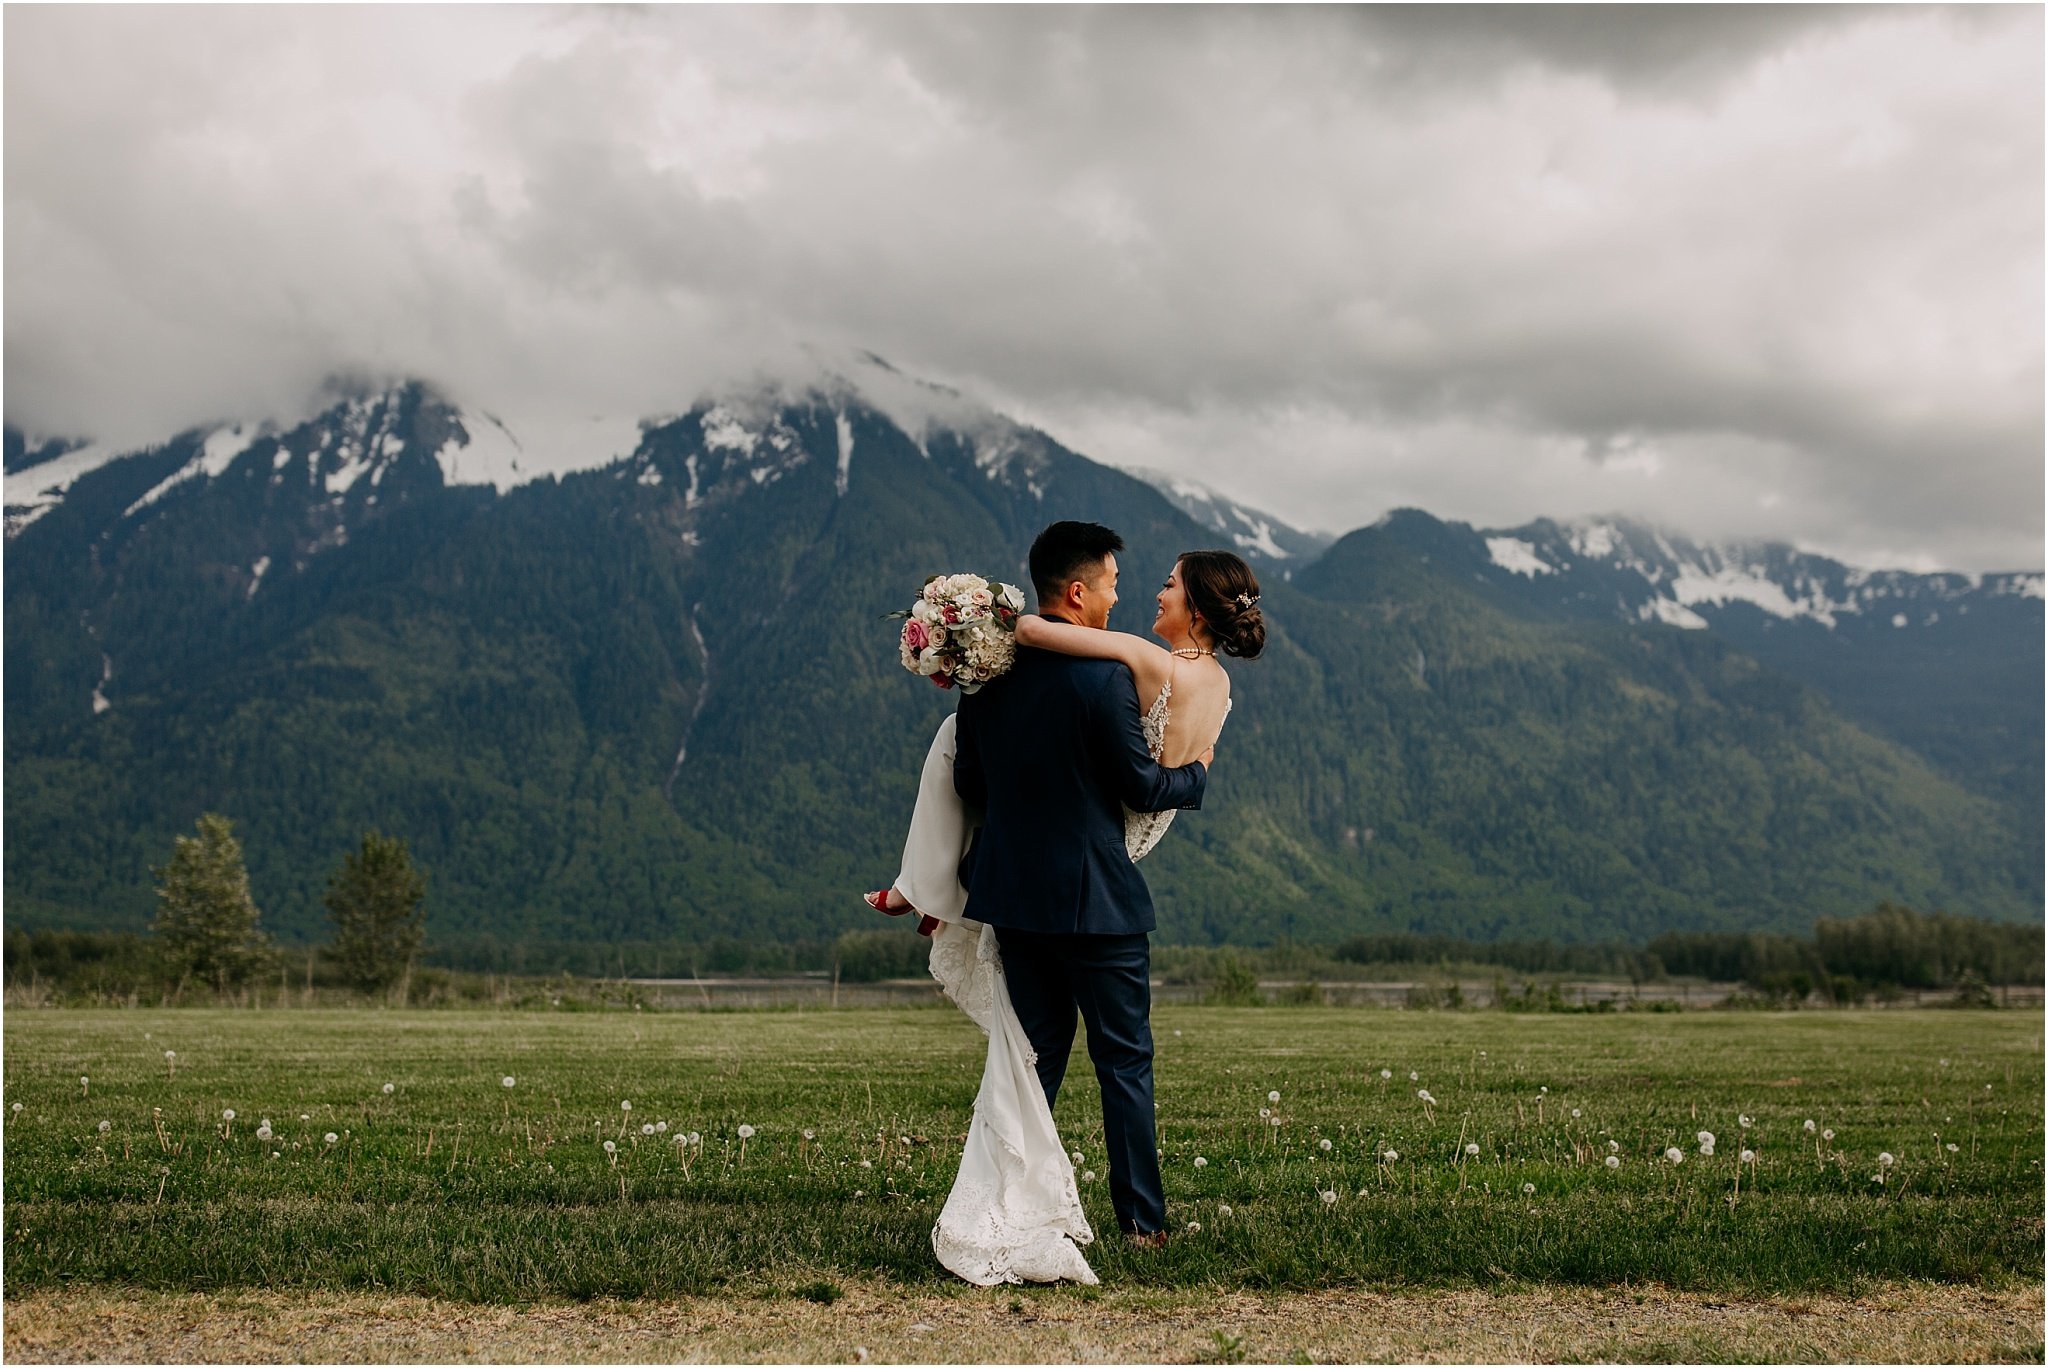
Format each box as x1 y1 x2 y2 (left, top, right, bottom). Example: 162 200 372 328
903 620 930 651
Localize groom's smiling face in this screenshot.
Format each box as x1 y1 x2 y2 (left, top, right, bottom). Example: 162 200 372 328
1076 552 1119 630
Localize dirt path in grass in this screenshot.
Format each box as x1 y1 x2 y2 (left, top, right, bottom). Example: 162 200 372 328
6 1282 2041 1364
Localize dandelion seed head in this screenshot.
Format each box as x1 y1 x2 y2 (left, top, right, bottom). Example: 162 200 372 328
1320 1189 1338 1205
801 1129 814 1140
1738 1114 1753 1127
1946 1142 1959 1153
1571 1108 1581 1118
1072 1149 1084 1164
1380 1069 1392 1080
1319 1138 1333 1152
1217 1204 1233 1216
1878 1152 1895 1167
382 1083 395 1095
1268 1091 1281 1103
621 1101 632 1111
1822 1129 1835 1141
1259 1108 1270 1118
80 1076 89 1086
97 1120 110 1133
165 1050 176 1060
1082 1170 1096 1181
9 1103 19 1113
1522 1182 1536 1195
1607 1139 1619 1152
502 1077 516 1089
324 1132 338 1145
1194 1156 1208 1168
1187 1221 1202 1232
658 1121 670 1133
738 1124 756 1139
270 1151 280 1159
1665 1148 1683 1164
1465 1143 1480 1156
1740 1149 1756 1163
1697 1131 1714 1146
1605 1155 1621 1169
1382 1150 1399 1162
1539 1086 1548 1095
299 1114 310 1122
603 1140 617 1153
1804 1119 1816 1132
641 1123 654 1136
223 1110 235 1121
1409 1071 1419 1081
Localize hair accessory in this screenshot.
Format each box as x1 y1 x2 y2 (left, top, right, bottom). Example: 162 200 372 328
1235 592 1260 609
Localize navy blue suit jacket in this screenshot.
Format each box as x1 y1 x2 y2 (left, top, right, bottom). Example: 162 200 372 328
952 646 1207 936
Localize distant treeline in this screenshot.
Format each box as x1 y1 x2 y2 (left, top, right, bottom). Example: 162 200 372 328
8 901 2038 1000
1331 903 2041 993
1647 902 2042 993
1332 934 1658 979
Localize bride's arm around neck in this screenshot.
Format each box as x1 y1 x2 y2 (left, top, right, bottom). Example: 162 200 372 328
1013 614 1173 694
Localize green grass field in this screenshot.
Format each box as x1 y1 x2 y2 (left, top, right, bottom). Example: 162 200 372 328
5 1006 2041 1303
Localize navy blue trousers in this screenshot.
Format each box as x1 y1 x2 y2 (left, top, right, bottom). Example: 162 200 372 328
994 926 1164 1236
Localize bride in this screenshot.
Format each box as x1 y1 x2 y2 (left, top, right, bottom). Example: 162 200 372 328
865 549 1265 1285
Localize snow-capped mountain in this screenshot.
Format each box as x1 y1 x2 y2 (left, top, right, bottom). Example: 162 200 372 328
1475 514 2042 633
1307 506 2043 811
5 363 2039 951
1119 466 1334 566
2 382 557 541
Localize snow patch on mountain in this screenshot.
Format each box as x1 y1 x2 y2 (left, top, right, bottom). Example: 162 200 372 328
435 411 527 493
91 653 113 715
1637 597 1709 629
835 411 854 497
1486 537 1555 577
1119 465 1331 562
1994 573 2044 600
124 423 264 519
4 439 123 534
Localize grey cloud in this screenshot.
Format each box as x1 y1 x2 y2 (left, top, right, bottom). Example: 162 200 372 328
3 4 2038 572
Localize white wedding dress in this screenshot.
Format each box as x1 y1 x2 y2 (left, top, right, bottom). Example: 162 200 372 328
891 678 1225 1286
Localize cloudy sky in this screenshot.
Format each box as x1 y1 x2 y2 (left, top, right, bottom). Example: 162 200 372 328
6 5 2040 571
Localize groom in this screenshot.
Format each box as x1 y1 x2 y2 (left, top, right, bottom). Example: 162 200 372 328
952 520 1211 1245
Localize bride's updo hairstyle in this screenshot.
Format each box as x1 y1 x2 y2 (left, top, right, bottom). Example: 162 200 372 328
1177 550 1266 659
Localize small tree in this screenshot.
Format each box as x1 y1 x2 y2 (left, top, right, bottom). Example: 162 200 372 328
152 813 272 991
325 831 428 993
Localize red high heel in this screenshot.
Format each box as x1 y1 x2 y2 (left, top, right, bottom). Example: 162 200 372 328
864 889 909 916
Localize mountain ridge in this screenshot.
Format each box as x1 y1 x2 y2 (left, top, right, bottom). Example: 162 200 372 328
4 367 2038 953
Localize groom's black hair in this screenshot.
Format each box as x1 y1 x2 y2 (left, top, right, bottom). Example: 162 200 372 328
1029 521 1124 606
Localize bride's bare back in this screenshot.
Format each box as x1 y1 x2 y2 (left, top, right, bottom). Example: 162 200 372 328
1011 557 1236 768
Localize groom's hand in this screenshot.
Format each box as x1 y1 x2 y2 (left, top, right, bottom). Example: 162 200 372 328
1199 745 1215 769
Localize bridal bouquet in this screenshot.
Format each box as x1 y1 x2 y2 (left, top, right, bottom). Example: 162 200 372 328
890 572 1027 692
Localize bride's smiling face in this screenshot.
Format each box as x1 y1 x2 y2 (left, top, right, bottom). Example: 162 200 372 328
1152 562 1199 643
